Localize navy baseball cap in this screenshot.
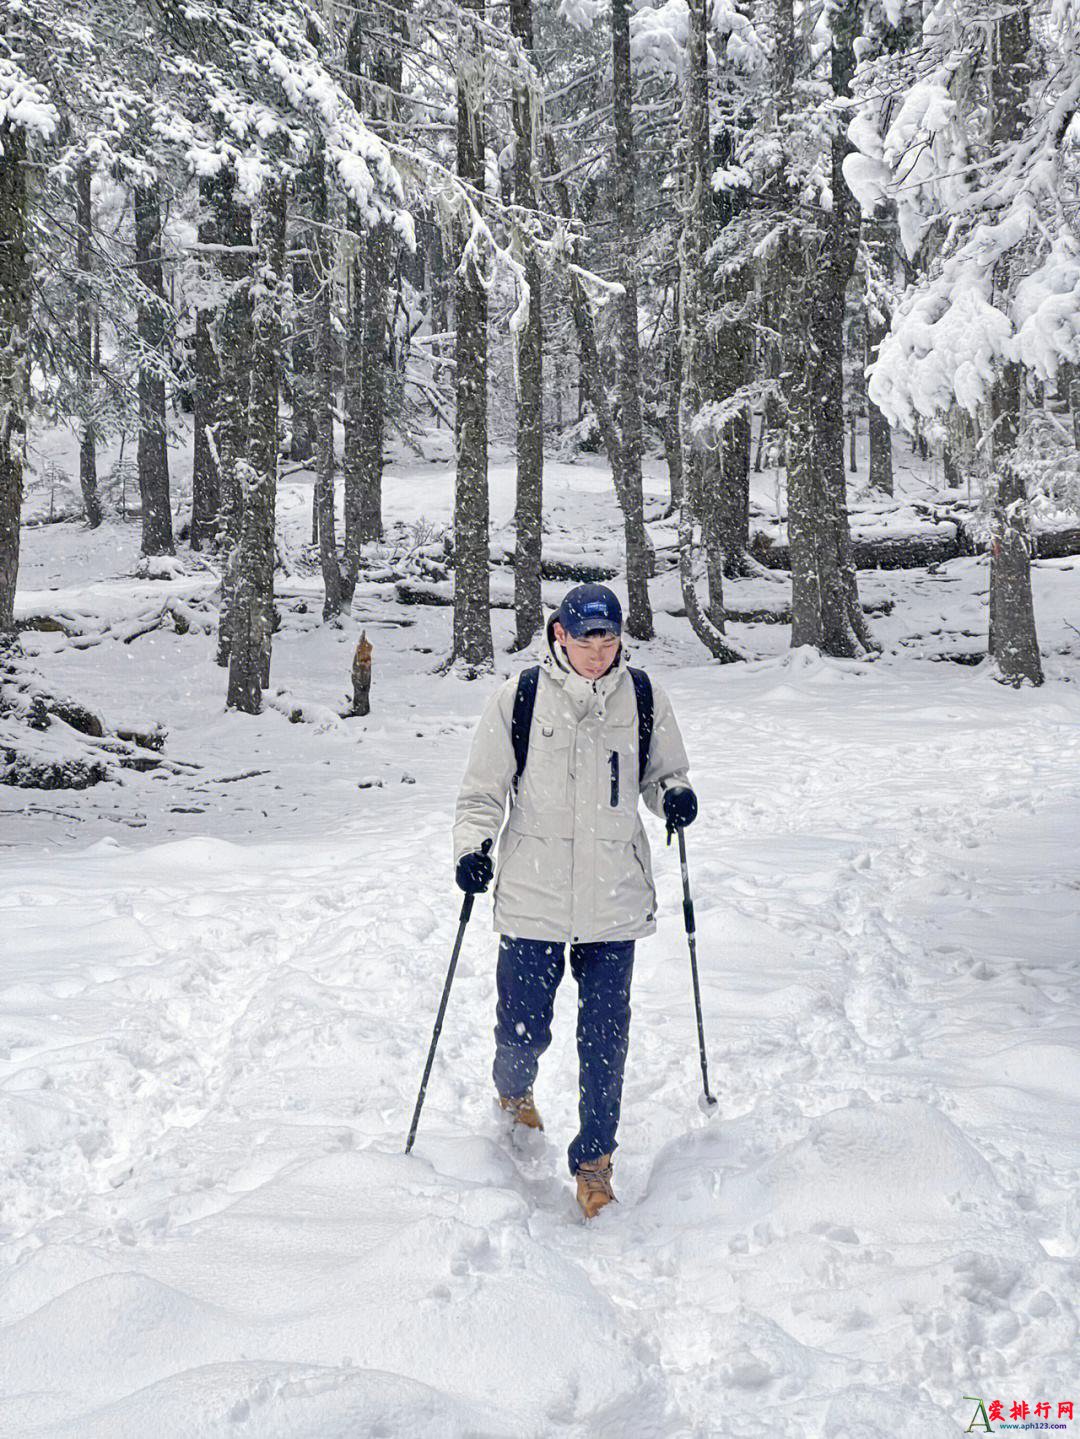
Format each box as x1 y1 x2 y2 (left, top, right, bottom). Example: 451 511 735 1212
558 583 623 638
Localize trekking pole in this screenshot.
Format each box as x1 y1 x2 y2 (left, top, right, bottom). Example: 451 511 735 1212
671 824 718 1110
405 839 492 1155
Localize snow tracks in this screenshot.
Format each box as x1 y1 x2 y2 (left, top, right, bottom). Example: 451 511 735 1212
2 666 1080 1436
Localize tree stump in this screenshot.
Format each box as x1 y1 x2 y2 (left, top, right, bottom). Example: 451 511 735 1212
350 631 372 717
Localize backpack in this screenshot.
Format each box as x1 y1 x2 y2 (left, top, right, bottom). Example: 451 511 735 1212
511 665 654 791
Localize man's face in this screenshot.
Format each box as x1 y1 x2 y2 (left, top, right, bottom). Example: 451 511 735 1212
554 621 621 680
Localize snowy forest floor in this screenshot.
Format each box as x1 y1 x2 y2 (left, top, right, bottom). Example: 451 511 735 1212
4 440 1080 1436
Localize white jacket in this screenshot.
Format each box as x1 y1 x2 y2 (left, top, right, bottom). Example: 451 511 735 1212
453 613 692 943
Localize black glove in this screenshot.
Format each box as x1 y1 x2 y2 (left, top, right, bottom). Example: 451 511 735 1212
456 847 494 894
663 785 698 836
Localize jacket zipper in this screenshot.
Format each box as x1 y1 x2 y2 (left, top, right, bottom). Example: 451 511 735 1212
610 750 619 806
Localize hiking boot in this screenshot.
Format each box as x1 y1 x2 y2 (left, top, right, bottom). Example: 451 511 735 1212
575 1155 616 1219
498 1089 544 1131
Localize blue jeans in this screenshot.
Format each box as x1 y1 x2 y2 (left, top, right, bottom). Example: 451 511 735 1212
493 935 635 1174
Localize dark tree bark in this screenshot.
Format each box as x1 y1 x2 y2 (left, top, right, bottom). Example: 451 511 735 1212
214 179 254 664
510 0 544 651
778 0 871 656
539 129 654 580
663 301 683 513
340 14 367 602
450 0 494 672
290 220 317 466
711 130 752 578
1064 359 1080 448
0 123 28 637
340 3 401 590
191 174 221 549
865 201 894 496
429 221 450 397
611 0 654 639
308 152 345 619
356 0 406 547
227 182 287 712
676 0 742 662
133 180 174 556
985 5 1042 685
74 161 102 529
542 132 621 473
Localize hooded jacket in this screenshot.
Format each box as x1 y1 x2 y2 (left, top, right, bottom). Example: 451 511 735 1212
453 612 691 943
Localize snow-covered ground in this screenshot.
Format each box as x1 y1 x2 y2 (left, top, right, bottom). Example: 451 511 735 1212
3 446 1080 1436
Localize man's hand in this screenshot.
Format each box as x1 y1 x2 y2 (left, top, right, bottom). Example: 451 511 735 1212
456 847 494 894
663 785 698 837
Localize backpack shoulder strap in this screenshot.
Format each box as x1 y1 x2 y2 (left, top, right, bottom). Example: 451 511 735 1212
628 667 653 783
511 666 541 786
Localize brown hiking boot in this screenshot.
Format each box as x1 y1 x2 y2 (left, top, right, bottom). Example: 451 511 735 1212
498 1089 544 1131
575 1155 616 1219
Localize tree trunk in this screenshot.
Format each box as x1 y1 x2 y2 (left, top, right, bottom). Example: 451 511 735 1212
611 0 654 640
191 174 222 550
0 123 28 637
779 0 870 656
227 182 286 712
450 0 494 672
74 162 102 529
1068 363 1080 451
309 152 345 619
677 0 742 662
985 5 1042 685
663 303 683 514
214 179 254 664
542 134 619 471
429 221 450 397
133 180 174 556
342 230 364 602
355 225 388 544
711 128 752 578
354 0 405 549
510 0 544 651
865 203 894 496
290 222 317 467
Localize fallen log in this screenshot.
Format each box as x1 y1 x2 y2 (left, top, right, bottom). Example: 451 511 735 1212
659 597 895 624
751 521 1080 571
489 552 619 583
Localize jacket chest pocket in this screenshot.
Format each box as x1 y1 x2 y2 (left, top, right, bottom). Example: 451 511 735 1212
522 725 572 810
599 723 637 835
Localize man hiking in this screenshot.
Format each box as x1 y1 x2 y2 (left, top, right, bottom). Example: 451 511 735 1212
453 583 698 1219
